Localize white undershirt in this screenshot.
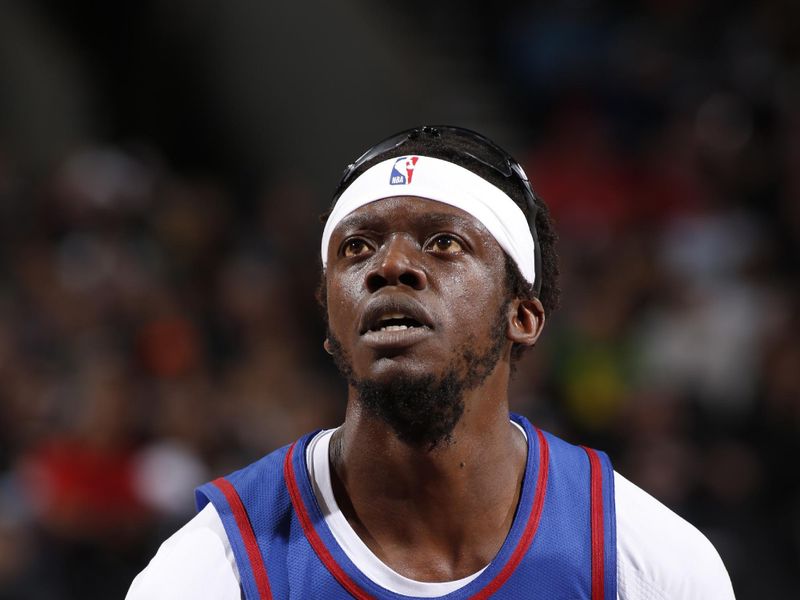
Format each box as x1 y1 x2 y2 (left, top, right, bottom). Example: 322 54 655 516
127 427 735 600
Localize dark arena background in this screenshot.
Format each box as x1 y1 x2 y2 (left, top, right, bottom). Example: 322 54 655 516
1 1 798 598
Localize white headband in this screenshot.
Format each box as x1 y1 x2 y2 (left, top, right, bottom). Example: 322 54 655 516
321 155 536 284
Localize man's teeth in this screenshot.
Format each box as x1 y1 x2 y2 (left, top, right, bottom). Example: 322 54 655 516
372 312 423 332
379 324 411 332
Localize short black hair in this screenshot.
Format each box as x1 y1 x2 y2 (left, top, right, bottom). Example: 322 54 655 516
319 126 561 361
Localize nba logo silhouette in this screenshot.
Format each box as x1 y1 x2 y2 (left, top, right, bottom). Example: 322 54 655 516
389 156 419 185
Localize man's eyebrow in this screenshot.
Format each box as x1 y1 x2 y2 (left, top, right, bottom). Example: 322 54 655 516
335 210 482 234
335 212 388 233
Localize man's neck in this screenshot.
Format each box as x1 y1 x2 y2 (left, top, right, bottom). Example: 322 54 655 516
329 379 527 583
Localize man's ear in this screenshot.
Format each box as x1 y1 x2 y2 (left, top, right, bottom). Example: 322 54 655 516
323 338 333 355
507 297 545 347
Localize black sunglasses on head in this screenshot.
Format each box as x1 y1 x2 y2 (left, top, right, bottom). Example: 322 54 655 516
332 125 542 294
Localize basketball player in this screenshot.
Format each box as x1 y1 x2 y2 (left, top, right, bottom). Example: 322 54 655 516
127 126 735 599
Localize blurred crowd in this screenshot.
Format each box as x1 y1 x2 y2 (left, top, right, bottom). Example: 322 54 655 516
0 148 347 598
0 1 798 599
501 3 800 597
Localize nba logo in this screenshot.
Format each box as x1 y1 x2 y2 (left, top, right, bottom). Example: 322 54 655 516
389 156 419 185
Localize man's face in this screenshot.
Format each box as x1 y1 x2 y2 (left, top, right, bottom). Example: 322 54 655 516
324 196 513 439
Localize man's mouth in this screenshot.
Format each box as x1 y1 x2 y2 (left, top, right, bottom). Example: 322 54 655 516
358 299 435 351
359 299 434 336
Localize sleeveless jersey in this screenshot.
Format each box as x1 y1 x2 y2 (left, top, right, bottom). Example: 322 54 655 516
195 414 617 599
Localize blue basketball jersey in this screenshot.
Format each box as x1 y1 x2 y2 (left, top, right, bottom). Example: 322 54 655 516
195 414 616 599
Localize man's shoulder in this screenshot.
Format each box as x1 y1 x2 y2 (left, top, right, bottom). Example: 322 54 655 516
196 438 308 508
126 436 316 600
614 472 735 600
126 504 240 600
221 439 299 484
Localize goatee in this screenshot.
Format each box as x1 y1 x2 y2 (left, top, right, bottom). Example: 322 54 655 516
326 304 508 449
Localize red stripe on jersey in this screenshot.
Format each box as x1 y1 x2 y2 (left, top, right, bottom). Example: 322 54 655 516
211 477 273 600
470 428 550 599
284 442 375 600
581 447 605 600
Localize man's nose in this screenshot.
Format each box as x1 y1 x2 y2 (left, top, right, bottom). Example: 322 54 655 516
366 235 428 293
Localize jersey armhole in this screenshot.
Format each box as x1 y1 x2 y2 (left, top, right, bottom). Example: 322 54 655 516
196 480 273 599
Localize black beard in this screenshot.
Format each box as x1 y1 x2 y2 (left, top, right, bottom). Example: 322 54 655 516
326 304 508 450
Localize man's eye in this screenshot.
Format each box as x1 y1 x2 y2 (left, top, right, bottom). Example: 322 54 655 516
343 239 371 257
426 235 463 254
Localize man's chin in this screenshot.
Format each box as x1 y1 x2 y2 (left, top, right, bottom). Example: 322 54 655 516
359 355 437 385
353 369 466 450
